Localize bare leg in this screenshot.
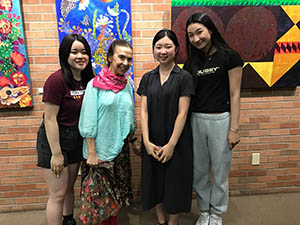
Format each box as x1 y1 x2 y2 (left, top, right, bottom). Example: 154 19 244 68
44 167 69 225
168 214 179 225
63 162 80 216
156 203 167 224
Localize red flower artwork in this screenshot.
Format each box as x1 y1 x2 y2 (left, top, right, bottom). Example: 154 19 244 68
0 76 12 88
10 71 28 87
0 0 33 109
0 0 12 11
11 52 25 67
0 19 12 34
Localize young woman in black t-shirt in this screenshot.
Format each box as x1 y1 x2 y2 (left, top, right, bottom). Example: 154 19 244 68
183 13 243 225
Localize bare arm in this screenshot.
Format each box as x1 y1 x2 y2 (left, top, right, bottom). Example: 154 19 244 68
85 138 100 166
228 66 242 150
158 96 191 163
44 102 64 176
140 95 160 159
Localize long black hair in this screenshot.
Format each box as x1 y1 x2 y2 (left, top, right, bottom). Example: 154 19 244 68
185 12 232 61
59 34 94 90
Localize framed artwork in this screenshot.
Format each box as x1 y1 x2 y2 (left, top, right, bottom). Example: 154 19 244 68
55 0 133 83
171 0 300 88
0 0 33 109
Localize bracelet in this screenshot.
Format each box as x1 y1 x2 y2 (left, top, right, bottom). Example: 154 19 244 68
230 127 239 134
129 137 137 143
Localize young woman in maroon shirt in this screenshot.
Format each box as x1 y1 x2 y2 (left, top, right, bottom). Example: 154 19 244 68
36 34 94 225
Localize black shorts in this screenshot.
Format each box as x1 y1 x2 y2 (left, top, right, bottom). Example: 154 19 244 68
36 122 83 169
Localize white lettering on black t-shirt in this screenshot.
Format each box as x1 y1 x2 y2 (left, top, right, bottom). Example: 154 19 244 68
196 67 220 76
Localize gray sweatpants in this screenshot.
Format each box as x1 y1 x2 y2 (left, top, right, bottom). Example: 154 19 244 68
191 112 232 216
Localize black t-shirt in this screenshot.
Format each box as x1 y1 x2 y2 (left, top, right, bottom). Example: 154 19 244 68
184 49 243 113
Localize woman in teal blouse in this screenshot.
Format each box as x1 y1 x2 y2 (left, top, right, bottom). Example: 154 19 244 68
78 39 138 225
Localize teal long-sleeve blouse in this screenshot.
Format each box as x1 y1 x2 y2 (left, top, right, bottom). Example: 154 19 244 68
78 79 136 161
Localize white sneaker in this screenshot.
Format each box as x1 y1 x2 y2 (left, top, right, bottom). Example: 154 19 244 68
195 212 210 225
209 214 222 225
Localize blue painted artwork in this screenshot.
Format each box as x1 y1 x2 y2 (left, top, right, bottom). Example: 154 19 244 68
55 0 133 79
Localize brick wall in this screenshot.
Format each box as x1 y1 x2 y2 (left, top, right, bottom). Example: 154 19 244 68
0 0 299 212
232 88 300 195
0 0 59 212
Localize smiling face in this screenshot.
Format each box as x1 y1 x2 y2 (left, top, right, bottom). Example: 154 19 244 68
187 22 213 54
108 45 133 76
67 40 89 74
153 35 177 65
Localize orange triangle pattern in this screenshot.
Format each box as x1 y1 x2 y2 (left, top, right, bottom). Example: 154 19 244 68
249 62 273 86
261 12 300 87
271 53 300 86
281 5 300 24
278 25 300 42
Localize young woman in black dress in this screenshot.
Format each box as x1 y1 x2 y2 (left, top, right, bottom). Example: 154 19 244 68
137 29 195 225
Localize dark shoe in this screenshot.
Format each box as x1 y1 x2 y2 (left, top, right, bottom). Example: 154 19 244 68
158 223 179 225
63 218 77 225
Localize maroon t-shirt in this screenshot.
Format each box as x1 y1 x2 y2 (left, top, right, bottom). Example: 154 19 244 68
43 70 85 127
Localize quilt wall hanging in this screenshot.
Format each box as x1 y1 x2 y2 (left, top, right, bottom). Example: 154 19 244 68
171 0 300 88
0 0 33 109
55 0 133 82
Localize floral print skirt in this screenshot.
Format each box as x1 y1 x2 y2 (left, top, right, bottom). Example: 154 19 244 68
79 140 133 224
110 139 133 207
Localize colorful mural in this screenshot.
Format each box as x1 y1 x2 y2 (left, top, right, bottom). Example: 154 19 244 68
171 0 300 88
0 0 32 109
55 0 133 82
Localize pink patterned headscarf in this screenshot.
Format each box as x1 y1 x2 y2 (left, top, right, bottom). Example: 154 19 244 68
93 66 127 93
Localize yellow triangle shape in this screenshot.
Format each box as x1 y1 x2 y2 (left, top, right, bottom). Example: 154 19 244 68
278 25 300 42
281 5 300 24
271 53 300 86
249 62 273 86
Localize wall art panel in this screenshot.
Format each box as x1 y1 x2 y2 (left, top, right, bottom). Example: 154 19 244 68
55 0 133 82
172 0 300 88
0 0 33 109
